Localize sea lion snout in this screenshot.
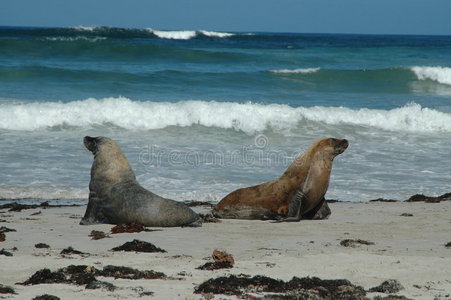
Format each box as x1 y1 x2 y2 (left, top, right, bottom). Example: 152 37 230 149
334 139 349 155
84 136 98 153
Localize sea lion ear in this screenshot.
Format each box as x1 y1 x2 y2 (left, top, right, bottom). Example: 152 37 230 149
84 136 98 153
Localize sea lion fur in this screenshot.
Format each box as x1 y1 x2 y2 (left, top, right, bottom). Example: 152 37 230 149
81 136 201 227
212 137 348 221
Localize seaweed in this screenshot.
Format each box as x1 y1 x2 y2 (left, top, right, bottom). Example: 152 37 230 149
32 295 61 300
89 230 109 240
35 243 50 249
194 274 367 299
0 248 13 256
60 246 87 256
111 239 166 253
197 250 235 270
197 262 234 270
98 265 166 280
405 193 451 203
0 201 81 212
369 280 404 294
0 284 15 294
19 264 165 292
20 268 68 285
19 265 114 291
340 239 375 247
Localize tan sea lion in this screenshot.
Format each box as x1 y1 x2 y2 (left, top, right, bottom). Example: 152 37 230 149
80 136 201 227
212 137 348 221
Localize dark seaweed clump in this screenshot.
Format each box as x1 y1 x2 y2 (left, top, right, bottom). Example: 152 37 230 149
0 226 16 233
0 201 80 212
20 268 67 285
372 296 413 300
111 222 147 234
89 230 109 240
197 261 234 270
369 192 451 203
0 284 15 294
405 193 451 203
18 265 112 291
0 226 16 242
60 247 87 256
0 249 13 256
194 274 367 299
369 279 404 294
98 265 166 280
32 295 60 300
197 249 235 270
111 239 166 253
340 239 375 247
19 264 168 291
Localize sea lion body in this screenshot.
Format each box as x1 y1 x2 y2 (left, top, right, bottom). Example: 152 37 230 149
213 138 348 221
81 136 201 227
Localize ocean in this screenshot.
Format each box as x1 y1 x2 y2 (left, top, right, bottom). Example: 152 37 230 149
1 26 450 205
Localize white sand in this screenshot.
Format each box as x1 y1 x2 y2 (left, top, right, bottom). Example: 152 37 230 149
1 201 450 299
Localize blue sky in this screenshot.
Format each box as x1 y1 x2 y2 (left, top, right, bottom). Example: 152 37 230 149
2 0 451 35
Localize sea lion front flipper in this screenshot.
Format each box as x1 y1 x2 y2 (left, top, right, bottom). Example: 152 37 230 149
80 191 99 225
274 189 305 223
80 191 108 225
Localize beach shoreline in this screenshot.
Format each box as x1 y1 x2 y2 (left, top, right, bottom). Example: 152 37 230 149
1 200 450 299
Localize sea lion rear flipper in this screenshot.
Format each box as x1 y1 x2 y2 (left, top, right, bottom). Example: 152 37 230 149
302 197 331 220
183 217 203 227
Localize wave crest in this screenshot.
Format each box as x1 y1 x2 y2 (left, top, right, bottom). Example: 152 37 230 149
148 28 234 40
411 66 451 85
1 98 450 133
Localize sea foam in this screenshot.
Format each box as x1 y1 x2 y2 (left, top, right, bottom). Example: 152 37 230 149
1 98 450 133
411 66 451 85
0 185 86 202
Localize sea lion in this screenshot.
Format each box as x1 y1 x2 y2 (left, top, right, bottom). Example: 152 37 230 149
212 137 348 221
80 136 201 227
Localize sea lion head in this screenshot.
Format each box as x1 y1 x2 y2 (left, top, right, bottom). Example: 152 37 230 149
310 137 348 161
84 136 100 154
331 138 349 155
84 136 135 182
84 136 124 156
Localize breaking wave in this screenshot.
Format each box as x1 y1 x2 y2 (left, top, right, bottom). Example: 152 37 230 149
1 98 450 134
411 66 451 85
149 29 234 40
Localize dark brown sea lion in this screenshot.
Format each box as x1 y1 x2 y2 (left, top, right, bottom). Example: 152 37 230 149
80 136 201 227
212 137 348 221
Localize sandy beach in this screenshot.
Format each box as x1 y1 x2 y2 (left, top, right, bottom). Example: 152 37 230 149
1 200 450 299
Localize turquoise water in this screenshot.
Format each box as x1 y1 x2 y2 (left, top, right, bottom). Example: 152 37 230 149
1 26 450 203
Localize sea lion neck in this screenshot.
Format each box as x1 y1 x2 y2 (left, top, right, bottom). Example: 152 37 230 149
91 143 136 184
